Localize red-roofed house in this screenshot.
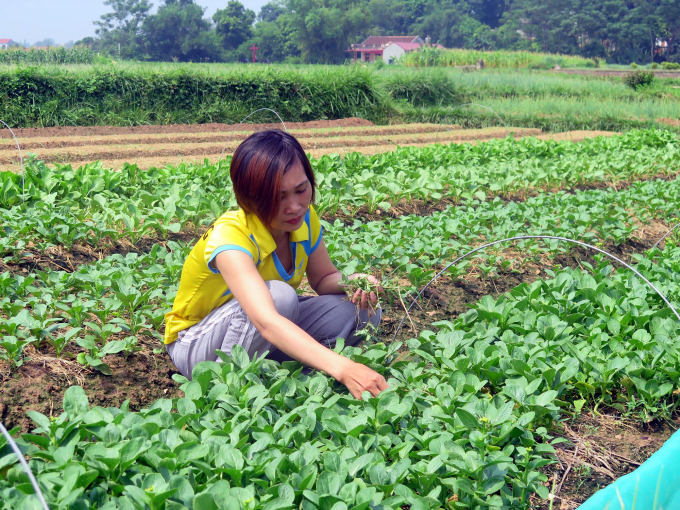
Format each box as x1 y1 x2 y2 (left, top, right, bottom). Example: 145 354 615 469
346 35 428 63
383 42 425 63
0 39 18 50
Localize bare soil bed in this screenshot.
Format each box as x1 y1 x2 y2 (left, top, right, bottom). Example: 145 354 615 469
535 130 619 142
0 124 463 151
658 117 680 127
0 127 537 166
535 414 677 509
0 117 375 139
0 117 616 172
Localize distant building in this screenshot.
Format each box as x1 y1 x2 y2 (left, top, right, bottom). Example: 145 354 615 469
0 39 18 50
656 38 669 55
383 42 425 64
347 36 442 64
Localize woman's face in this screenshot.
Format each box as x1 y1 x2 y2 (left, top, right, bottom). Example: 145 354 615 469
270 160 312 236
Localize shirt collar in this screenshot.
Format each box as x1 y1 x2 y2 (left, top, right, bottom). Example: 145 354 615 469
240 208 309 258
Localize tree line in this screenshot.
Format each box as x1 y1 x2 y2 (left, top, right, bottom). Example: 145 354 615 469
80 0 680 65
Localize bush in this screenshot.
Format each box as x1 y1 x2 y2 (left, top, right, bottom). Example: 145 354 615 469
0 65 389 127
661 62 680 70
630 62 638 69
381 69 463 107
651 63 659 69
527 57 554 70
623 70 655 89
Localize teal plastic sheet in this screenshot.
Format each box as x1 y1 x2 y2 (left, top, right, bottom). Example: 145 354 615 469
577 429 680 510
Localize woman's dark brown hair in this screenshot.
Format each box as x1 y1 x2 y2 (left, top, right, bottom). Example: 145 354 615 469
230 129 316 226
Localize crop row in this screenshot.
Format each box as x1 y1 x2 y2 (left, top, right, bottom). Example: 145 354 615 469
2 171 676 275
0 132 677 259
1 245 679 509
0 243 183 373
0 47 95 65
398 47 597 69
2 176 679 372
2 130 676 209
324 177 680 277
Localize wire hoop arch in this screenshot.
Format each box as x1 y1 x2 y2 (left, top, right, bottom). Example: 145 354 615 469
652 221 680 250
0 422 49 510
392 235 680 343
0 119 25 202
218 108 288 161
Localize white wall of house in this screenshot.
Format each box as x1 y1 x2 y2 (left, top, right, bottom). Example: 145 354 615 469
383 44 406 64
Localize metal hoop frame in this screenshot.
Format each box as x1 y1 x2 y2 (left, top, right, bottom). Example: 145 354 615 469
652 221 680 250
0 422 49 509
218 108 288 161
392 235 680 342
0 119 26 202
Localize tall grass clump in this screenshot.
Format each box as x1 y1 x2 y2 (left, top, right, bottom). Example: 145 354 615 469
377 68 640 101
379 67 464 106
0 64 390 127
398 96 678 132
400 47 599 69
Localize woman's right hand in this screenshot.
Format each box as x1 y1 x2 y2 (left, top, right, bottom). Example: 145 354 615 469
335 359 389 399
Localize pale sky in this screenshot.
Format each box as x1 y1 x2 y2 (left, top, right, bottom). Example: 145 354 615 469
0 0 270 46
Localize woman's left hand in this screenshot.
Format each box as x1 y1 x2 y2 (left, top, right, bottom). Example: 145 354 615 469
347 273 383 313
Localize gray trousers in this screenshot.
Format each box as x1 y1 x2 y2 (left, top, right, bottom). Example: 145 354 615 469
166 281 381 379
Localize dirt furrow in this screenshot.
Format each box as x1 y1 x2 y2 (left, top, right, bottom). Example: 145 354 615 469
5 129 613 171
0 117 376 139
0 127 543 168
0 123 462 150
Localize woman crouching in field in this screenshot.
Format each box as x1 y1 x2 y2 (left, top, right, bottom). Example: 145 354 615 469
163 130 388 399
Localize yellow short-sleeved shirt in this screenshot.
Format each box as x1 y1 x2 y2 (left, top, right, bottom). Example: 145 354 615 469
164 205 323 344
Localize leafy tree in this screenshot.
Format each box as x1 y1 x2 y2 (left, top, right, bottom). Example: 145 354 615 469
142 0 221 61
84 0 680 64
213 1 257 51
94 0 152 58
258 0 287 22
250 10 301 62
467 0 506 28
74 37 96 48
412 2 490 49
286 0 371 63
33 38 56 47
498 0 678 63
366 0 411 36
638 0 680 62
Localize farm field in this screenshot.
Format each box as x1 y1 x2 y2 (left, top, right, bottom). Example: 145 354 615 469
0 119 618 172
0 121 540 171
0 122 679 509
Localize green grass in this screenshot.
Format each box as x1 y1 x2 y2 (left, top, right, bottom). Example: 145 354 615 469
0 64 389 127
378 68 680 129
398 47 598 69
1 62 679 130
